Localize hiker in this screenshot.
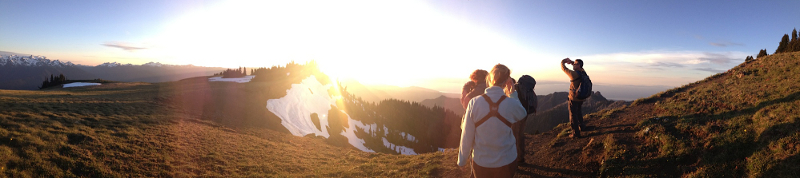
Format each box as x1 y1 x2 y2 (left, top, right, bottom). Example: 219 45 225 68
561 58 591 138
510 75 538 163
461 69 489 110
458 64 527 178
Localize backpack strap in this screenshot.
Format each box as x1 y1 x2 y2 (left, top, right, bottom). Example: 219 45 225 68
475 94 513 128
570 71 583 82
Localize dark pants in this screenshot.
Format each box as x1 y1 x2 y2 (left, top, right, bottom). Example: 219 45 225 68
568 99 585 135
513 117 527 163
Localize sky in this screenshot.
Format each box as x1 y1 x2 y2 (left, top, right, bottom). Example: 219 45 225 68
2 0 799 99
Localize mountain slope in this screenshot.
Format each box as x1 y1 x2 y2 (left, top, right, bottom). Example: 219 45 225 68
0 80 468 177
340 79 458 103
78 64 223 83
0 66 97 90
508 51 800 177
420 95 464 114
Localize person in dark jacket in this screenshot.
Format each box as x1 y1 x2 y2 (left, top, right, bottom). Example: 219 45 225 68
561 58 588 138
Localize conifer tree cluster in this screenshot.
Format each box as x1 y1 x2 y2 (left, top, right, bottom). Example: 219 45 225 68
39 74 68 89
757 49 769 58
330 82 462 153
775 28 800 54
215 67 248 78
250 61 329 84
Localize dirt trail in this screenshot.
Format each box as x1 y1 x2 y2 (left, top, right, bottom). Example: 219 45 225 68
514 103 656 177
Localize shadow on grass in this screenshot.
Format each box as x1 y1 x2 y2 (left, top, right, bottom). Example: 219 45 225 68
516 163 593 178
616 91 800 177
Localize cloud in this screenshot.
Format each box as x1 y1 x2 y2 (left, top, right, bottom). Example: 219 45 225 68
696 52 738 64
651 62 684 68
102 42 147 51
694 67 725 73
709 41 744 47
581 50 746 66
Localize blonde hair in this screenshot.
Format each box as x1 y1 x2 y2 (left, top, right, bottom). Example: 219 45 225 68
504 78 516 96
486 64 511 87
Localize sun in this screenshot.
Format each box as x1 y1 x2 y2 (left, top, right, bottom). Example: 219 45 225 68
153 0 541 88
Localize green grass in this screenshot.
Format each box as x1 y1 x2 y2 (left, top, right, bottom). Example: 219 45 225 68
611 52 800 177
0 81 466 177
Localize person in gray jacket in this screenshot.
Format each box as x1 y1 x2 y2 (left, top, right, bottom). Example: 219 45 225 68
458 64 527 177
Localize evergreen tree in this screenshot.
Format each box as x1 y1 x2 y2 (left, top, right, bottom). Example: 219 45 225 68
776 34 790 54
757 49 769 58
243 67 247 75
792 28 800 52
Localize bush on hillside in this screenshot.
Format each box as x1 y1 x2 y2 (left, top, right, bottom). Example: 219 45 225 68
757 49 769 58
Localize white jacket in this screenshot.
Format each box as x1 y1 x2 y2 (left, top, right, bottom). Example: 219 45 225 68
457 86 527 168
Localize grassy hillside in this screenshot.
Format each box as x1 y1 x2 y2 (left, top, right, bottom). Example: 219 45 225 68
619 51 800 177
507 51 800 177
0 81 470 177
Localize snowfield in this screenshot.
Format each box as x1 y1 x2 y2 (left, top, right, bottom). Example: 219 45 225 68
265 75 432 155
266 75 374 152
63 82 101 88
208 75 255 83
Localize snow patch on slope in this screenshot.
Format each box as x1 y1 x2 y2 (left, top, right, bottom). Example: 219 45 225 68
266 75 374 152
383 137 417 155
208 75 255 83
63 82 101 88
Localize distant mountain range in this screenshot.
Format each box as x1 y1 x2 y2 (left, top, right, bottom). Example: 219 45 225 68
524 91 629 134
0 54 224 90
339 79 460 103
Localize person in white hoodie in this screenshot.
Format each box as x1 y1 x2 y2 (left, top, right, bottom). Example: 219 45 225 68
458 64 527 178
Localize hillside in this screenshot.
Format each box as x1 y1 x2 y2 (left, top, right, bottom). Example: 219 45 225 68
340 79 459 103
420 95 464 115
496 51 800 177
4 51 799 177
0 79 468 177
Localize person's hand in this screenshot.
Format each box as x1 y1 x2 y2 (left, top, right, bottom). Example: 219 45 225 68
561 58 572 64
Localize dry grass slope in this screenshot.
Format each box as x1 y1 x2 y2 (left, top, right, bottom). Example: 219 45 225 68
0 81 469 177
602 52 800 177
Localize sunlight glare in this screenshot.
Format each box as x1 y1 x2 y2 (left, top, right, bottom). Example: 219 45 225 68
155 0 545 87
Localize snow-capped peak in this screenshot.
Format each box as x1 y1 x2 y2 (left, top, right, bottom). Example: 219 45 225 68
0 55 76 67
143 62 163 67
97 62 123 67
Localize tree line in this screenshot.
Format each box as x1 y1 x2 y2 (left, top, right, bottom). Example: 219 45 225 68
39 74 67 89
214 67 248 78
744 27 799 62
775 28 800 54
328 81 462 154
